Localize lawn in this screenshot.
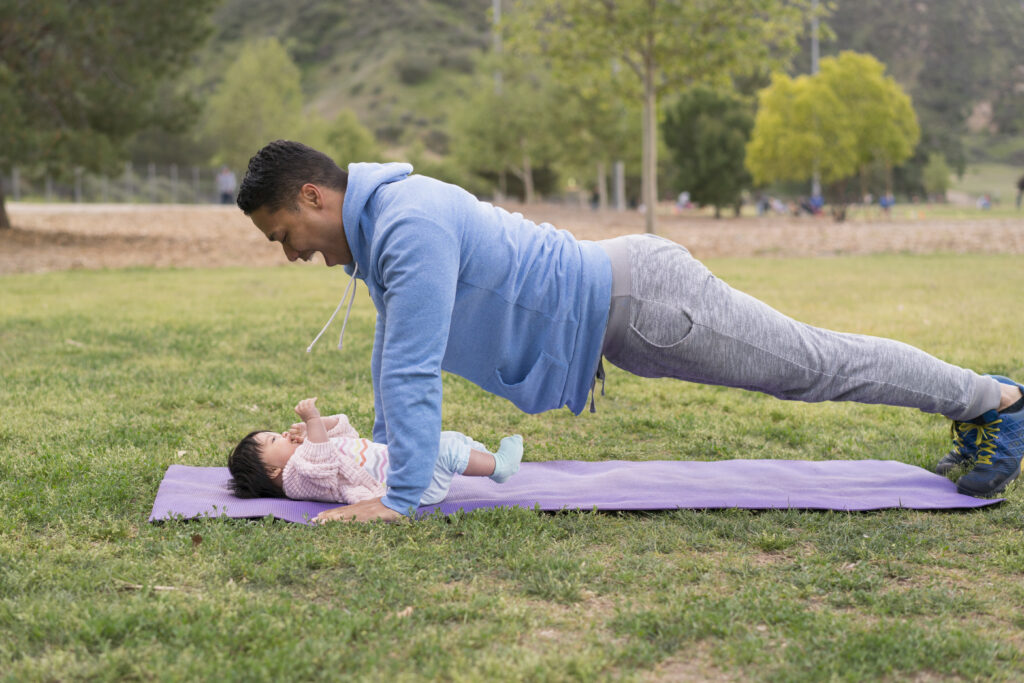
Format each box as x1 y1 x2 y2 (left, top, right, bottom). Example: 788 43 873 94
2 255 1023 681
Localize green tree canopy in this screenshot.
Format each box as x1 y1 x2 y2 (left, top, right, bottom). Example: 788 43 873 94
305 110 381 167
664 86 753 218
202 38 305 173
449 54 561 203
0 0 217 228
921 152 952 201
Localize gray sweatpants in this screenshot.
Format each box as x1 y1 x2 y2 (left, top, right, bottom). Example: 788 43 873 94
598 234 999 421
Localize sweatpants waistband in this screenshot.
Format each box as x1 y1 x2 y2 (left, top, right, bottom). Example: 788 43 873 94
597 236 634 359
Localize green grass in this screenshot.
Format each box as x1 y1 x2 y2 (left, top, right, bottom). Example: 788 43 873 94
3 256 1024 681
949 161 1022 205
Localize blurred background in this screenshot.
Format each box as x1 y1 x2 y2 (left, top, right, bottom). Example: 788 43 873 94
2 0 1024 232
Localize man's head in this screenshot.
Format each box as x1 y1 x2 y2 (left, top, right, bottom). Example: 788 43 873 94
227 430 300 498
237 140 352 266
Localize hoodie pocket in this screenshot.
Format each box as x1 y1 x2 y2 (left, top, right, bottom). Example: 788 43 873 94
494 352 568 413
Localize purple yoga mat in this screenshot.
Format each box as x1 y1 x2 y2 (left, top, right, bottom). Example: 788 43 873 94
149 459 1001 525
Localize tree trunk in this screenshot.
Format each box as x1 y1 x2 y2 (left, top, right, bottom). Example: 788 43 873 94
641 39 657 234
714 204 721 219
521 150 534 204
0 176 10 230
497 169 507 202
596 161 608 210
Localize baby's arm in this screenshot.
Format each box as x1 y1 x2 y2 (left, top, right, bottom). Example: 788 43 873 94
295 398 328 444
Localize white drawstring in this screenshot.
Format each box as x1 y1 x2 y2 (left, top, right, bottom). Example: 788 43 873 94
306 263 360 353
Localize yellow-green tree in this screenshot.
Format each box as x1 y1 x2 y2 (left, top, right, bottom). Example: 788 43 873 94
746 52 919 202
203 39 304 172
817 52 919 196
746 72 858 188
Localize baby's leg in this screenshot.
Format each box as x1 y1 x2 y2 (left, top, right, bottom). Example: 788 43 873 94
419 432 476 505
453 433 523 482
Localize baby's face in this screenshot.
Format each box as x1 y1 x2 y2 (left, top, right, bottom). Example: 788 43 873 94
254 431 298 473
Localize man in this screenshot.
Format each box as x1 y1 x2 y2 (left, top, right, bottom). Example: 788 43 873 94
236 140 1024 523
216 165 237 205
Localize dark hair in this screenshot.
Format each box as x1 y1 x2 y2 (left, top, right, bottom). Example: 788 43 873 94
227 431 285 498
236 140 349 215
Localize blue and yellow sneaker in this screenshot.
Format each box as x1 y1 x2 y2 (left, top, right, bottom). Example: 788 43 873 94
955 376 1024 498
934 420 982 476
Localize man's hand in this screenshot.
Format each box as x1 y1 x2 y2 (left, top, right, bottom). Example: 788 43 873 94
294 397 321 421
314 497 405 524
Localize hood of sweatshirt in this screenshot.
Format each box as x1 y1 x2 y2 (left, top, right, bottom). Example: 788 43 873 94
341 162 413 280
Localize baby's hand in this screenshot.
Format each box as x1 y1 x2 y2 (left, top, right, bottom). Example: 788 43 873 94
295 398 321 422
286 422 306 444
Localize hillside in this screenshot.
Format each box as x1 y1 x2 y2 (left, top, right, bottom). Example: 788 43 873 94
209 0 492 152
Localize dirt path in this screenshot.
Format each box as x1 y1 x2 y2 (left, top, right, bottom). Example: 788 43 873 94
3 202 1024 275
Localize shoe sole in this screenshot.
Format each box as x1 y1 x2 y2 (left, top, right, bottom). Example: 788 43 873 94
957 464 1021 497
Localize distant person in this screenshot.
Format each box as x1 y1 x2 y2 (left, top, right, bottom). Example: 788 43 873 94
1016 174 1024 209
879 192 895 217
216 165 237 205
233 140 1024 522
977 194 991 211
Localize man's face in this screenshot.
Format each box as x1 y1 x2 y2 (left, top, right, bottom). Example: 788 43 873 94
249 184 349 267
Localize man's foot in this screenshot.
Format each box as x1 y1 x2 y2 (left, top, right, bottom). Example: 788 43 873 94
490 434 523 483
955 376 1024 497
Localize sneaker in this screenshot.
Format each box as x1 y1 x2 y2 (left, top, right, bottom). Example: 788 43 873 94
935 420 982 476
956 376 1024 497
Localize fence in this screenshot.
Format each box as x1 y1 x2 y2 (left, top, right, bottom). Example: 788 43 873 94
2 163 238 205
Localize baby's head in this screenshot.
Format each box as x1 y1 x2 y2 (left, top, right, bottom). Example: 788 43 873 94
227 430 299 498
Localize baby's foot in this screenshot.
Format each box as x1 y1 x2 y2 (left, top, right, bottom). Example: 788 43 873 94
489 434 523 483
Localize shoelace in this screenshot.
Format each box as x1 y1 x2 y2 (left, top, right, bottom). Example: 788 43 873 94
973 419 1002 466
951 420 980 456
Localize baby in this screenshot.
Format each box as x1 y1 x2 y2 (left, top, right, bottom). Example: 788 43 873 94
228 398 523 508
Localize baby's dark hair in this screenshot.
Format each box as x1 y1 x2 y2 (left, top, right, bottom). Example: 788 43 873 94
227 430 285 499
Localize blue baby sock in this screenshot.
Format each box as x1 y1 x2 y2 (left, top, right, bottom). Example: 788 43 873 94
489 434 523 483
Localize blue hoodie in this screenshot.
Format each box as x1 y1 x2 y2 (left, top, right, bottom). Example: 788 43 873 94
341 162 612 515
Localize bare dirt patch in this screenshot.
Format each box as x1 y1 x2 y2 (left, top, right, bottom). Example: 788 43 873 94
3 202 1024 275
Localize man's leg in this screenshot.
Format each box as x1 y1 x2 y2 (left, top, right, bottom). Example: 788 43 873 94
599 234 1000 420
598 235 1024 495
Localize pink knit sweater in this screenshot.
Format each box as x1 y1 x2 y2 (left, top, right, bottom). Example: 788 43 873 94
281 414 389 504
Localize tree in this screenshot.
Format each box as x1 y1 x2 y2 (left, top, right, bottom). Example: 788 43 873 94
306 110 381 166
663 86 753 218
816 52 919 197
746 52 919 211
509 0 813 233
449 54 561 203
921 153 951 201
746 72 858 188
202 39 305 173
0 0 217 228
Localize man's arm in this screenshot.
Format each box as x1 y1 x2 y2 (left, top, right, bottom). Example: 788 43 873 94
373 215 460 516
371 311 387 443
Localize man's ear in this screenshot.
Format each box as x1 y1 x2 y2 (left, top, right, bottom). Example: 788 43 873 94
300 183 322 209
